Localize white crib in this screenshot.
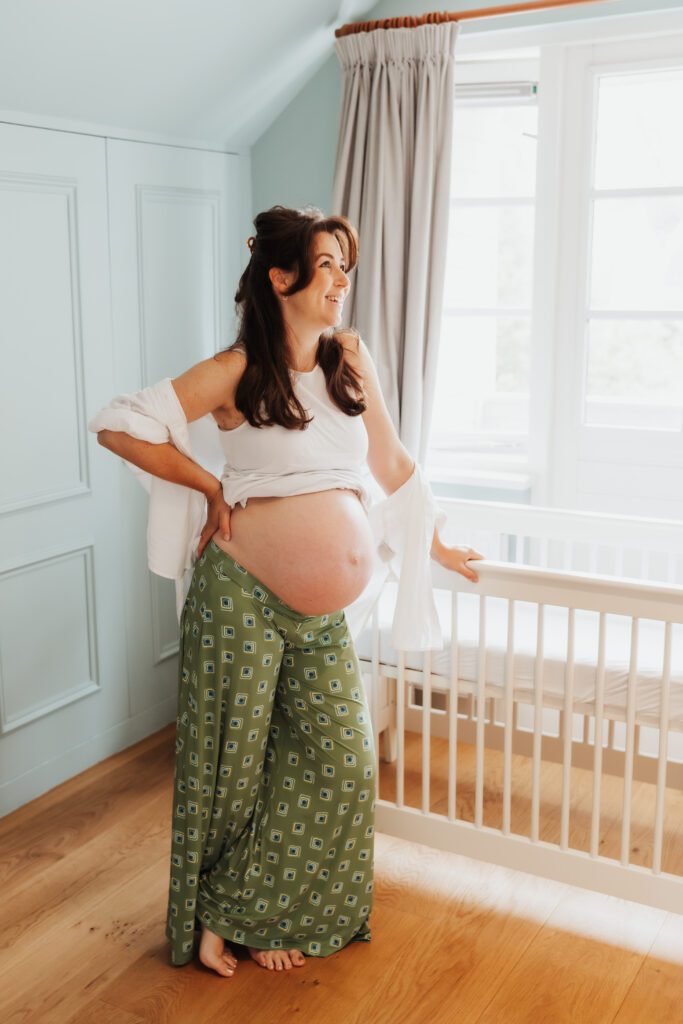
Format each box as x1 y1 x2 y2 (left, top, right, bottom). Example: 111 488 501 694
355 498 683 914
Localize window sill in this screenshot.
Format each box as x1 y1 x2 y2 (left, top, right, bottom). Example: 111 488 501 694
425 464 532 491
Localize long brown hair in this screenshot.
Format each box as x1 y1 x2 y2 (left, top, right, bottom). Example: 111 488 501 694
225 205 366 430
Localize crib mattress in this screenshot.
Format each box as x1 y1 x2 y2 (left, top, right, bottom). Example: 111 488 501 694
353 584 683 726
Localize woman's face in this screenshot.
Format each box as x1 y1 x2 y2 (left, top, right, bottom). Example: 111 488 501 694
287 231 351 330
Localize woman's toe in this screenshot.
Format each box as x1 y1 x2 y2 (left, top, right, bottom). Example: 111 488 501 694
291 950 305 966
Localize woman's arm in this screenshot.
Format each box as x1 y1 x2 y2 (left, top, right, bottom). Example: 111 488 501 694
96 349 246 551
339 332 484 582
97 432 222 500
338 332 414 496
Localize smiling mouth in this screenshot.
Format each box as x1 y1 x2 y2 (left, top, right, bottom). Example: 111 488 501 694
326 296 343 305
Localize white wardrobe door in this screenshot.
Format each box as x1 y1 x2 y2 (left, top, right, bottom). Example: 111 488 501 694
106 139 239 718
0 123 129 812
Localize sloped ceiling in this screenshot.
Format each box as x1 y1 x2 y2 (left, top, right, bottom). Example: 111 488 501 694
0 0 376 147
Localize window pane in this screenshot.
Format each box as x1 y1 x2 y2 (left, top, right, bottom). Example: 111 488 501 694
584 319 683 429
590 196 683 311
594 68 683 190
444 204 535 309
430 315 531 437
452 104 538 197
497 318 531 393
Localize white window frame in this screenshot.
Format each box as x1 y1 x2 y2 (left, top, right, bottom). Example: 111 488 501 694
549 33 683 510
430 8 683 501
427 61 540 489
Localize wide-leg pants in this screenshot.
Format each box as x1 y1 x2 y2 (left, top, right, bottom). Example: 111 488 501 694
165 539 376 966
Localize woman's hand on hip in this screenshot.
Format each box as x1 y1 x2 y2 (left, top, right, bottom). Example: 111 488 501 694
438 545 485 583
198 485 232 558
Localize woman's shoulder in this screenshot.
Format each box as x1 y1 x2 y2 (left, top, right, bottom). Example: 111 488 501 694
332 329 364 380
333 327 361 357
211 344 248 421
172 344 247 424
215 341 248 363
334 329 371 380
213 343 248 384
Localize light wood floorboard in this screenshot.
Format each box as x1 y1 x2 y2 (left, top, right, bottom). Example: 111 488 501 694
1 725 681 1023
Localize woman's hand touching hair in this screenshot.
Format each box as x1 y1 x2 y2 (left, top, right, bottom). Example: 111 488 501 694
198 484 232 558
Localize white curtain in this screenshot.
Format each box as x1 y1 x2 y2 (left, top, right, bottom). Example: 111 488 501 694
332 21 459 464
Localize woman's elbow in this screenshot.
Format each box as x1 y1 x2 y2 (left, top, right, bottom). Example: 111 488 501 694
371 451 415 495
97 429 120 451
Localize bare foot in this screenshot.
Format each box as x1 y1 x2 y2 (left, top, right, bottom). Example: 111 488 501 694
248 946 306 971
199 923 238 977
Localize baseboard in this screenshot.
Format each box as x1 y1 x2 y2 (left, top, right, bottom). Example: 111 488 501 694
0 696 177 817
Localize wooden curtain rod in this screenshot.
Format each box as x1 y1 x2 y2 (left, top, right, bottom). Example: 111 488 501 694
335 0 608 38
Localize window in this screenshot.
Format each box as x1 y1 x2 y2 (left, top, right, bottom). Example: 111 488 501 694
428 71 539 481
554 36 683 517
584 67 683 431
428 28 683 520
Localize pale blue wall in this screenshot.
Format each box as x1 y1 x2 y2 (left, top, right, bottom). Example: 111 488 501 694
251 53 341 219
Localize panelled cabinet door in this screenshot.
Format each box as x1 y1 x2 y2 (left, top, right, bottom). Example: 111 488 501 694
0 124 129 813
106 139 239 718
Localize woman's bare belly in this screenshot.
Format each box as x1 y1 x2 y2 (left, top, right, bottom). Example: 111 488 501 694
210 489 375 615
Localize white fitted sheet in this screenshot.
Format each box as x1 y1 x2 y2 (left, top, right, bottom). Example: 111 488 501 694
354 584 683 727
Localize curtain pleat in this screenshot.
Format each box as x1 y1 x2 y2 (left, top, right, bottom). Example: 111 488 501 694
332 22 459 463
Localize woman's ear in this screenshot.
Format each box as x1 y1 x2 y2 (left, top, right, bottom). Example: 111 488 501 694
268 267 291 298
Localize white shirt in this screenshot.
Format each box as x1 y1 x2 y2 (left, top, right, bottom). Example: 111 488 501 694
218 361 371 511
88 377 447 651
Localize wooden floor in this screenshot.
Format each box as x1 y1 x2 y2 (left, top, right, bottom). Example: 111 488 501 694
1 725 682 1024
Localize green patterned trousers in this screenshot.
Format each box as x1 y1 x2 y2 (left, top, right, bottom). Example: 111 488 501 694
165 538 376 966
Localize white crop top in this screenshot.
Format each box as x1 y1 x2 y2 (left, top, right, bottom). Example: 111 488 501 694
218 357 371 511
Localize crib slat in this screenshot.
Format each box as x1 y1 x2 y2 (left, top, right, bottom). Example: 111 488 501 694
447 592 459 822
653 622 672 875
475 596 487 828
563 540 574 572
590 612 607 858
503 599 515 836
620 617 640 866
539 536 549 568
560 608 575 851
422 650 432 815
531 603 545 843
396 650 405 808
589 542 598 574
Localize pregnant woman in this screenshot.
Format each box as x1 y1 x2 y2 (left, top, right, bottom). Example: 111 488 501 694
92 205 482 978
